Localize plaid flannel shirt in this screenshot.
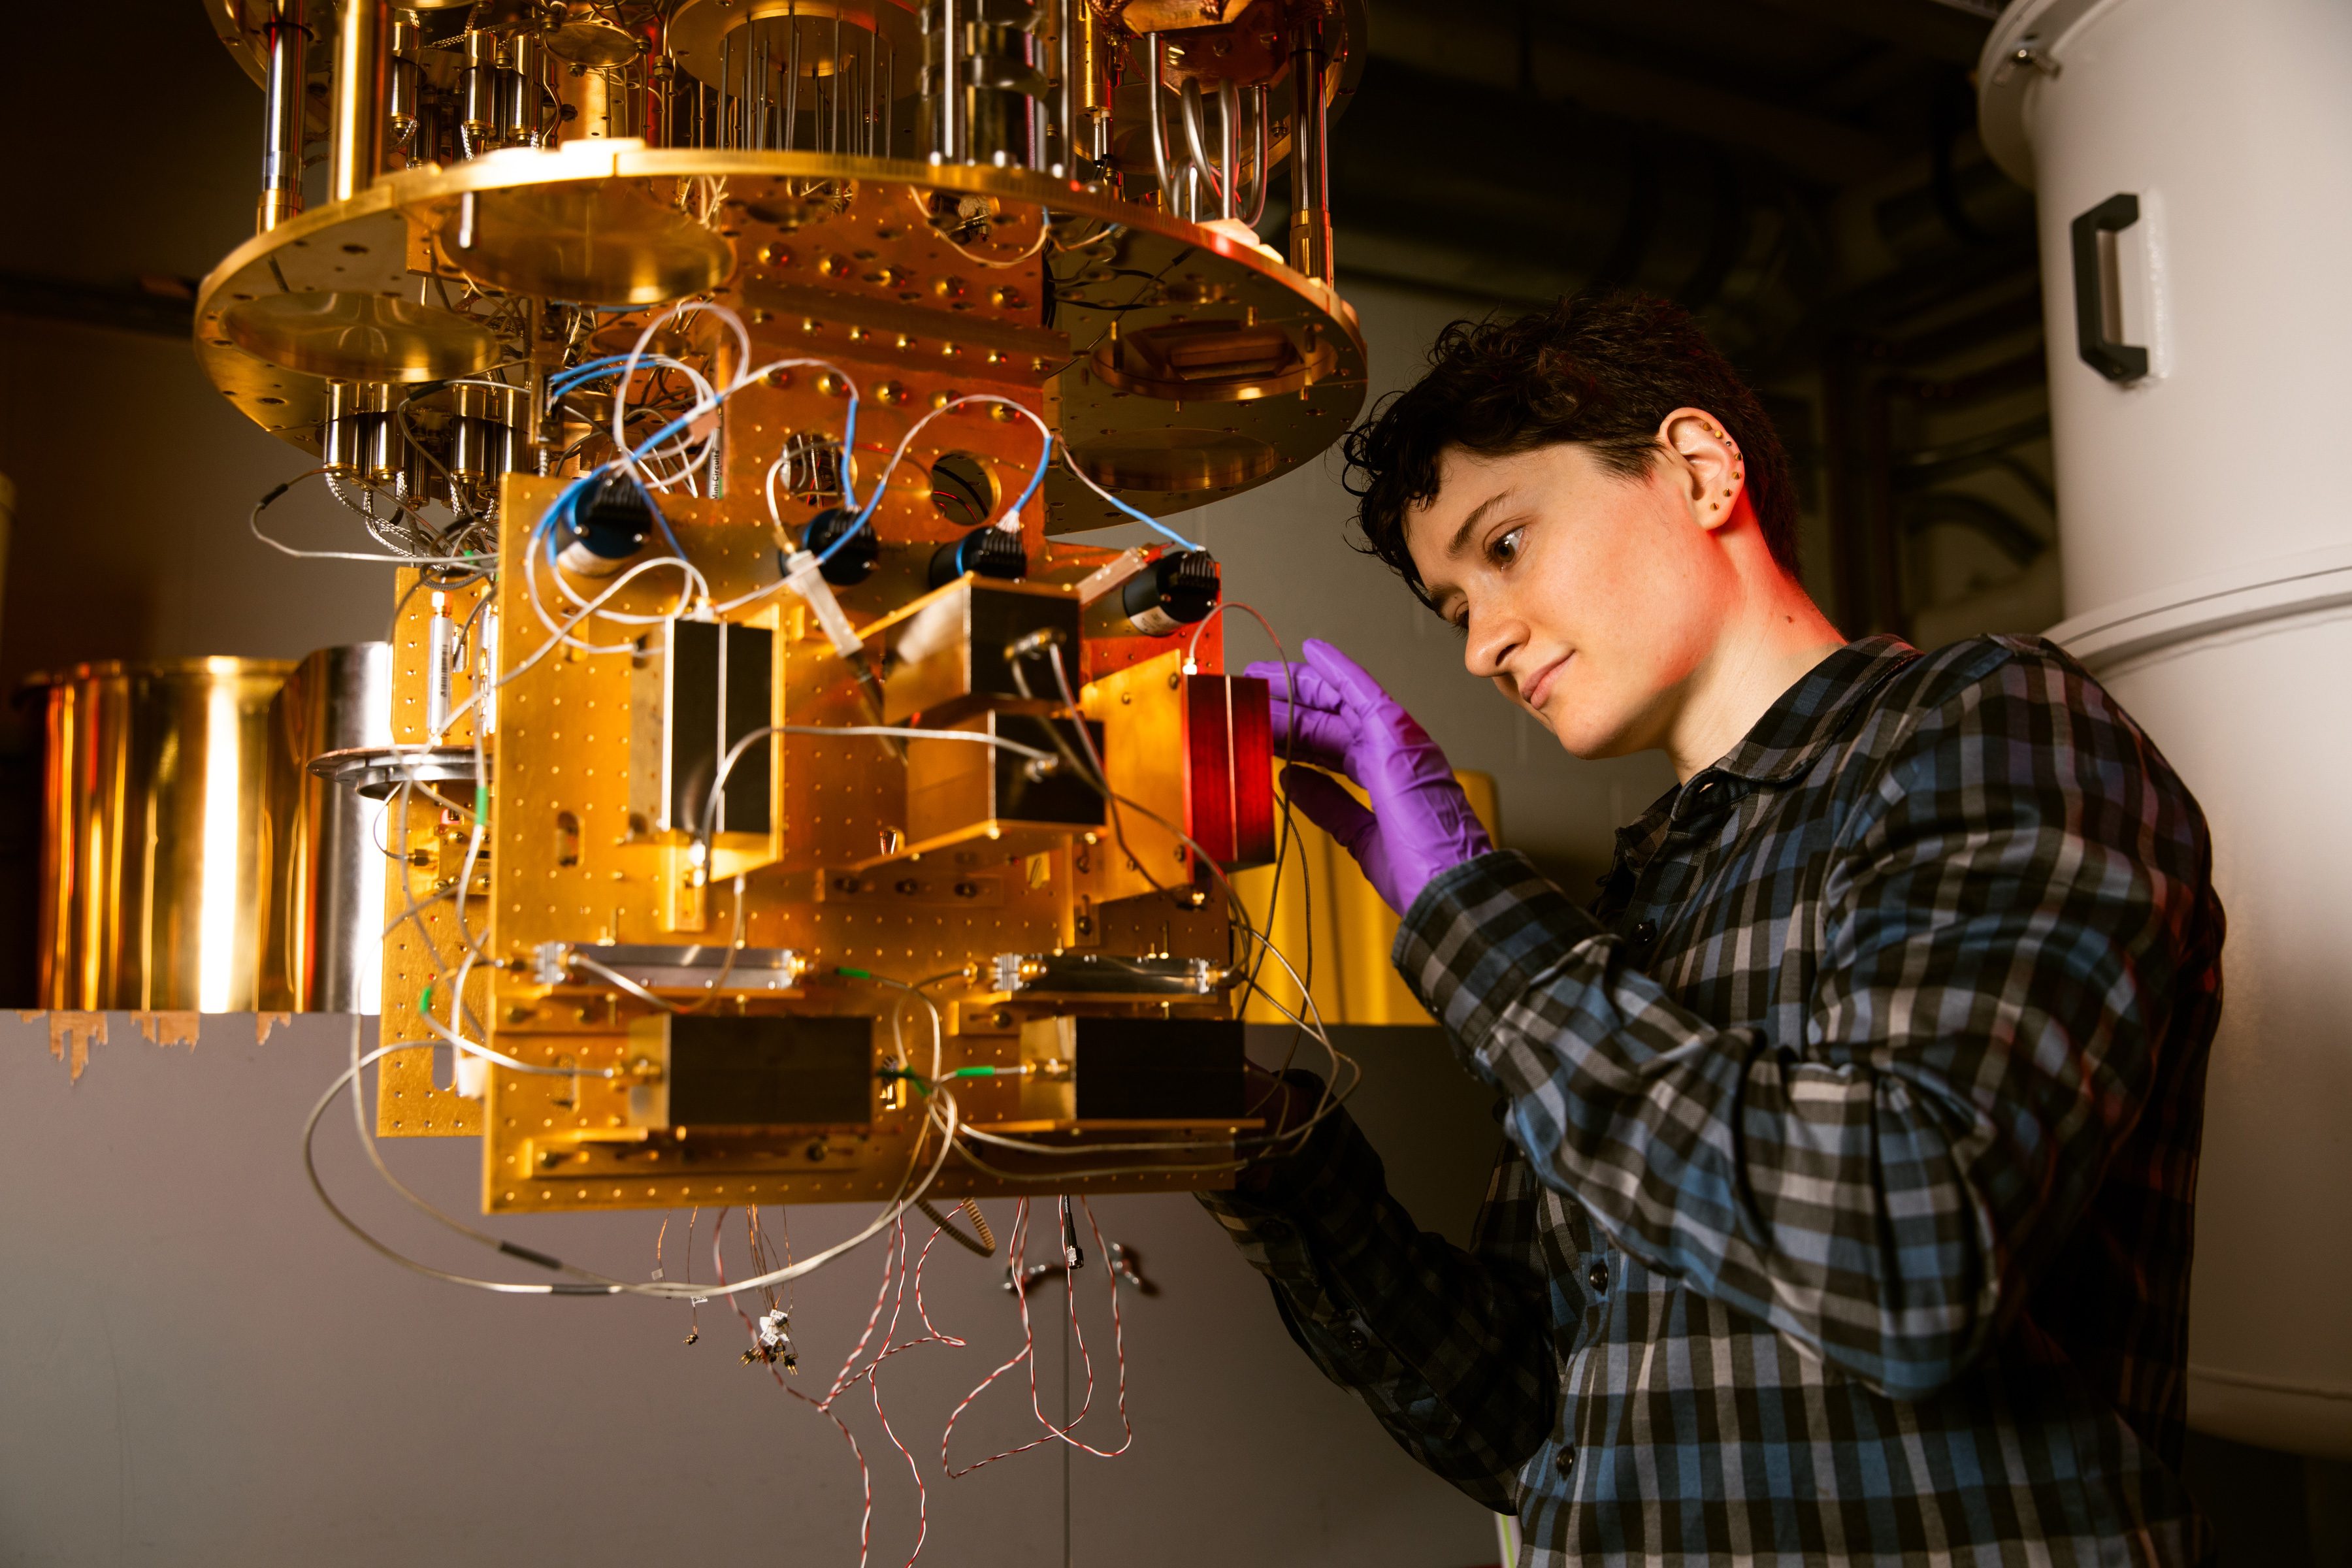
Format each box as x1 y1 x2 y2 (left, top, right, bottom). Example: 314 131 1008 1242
1202 635 2224 1566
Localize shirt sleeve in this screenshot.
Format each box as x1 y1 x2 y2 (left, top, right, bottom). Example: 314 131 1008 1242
1197 1080 1556 1509
1392 650 2214 1400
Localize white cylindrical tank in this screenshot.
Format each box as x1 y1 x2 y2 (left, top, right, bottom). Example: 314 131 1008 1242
1981 0 2352 1462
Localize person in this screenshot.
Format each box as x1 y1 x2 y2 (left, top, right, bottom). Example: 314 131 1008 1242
1205 291 2223 1565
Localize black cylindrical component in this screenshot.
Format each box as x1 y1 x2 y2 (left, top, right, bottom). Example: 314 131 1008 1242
553 472 656 577
259 0 308 231
929 527 1026 587
1120 549 1219 634
799 507 879 585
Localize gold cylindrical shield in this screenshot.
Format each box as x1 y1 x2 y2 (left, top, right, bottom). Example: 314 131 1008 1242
34 658 294 1011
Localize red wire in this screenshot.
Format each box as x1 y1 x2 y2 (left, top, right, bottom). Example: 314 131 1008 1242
705 1196 1134 1567
940 1198 1134 1476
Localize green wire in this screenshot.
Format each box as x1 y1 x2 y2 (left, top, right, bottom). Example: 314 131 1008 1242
875 1064 1017 1097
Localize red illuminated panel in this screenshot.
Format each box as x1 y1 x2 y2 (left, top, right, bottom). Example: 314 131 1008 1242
1181 674 1275 869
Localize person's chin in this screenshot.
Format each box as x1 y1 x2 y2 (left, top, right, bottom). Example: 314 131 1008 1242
1548 708 1639 760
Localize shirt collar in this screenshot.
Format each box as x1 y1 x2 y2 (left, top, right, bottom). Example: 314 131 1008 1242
1599 637 1919 895
1701 636 1919 787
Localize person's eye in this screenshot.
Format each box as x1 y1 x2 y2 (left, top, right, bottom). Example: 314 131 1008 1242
1489 526 1526 566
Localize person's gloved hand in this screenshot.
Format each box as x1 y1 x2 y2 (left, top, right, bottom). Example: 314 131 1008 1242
1245 638 1494 914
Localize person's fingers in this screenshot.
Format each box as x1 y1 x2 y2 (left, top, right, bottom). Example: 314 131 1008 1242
1243 659 1347 717
1279 766 1380 858
1299 638 1400 715
1262 702 1356 770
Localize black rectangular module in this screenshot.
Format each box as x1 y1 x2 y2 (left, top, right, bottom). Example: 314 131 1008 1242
991 715 1105 825
874 580 1083 725
662 1014 874 1128
1071 1017 1246 1121
631 619 773 835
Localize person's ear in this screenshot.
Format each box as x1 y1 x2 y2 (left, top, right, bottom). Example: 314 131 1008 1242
1658 407 1747 534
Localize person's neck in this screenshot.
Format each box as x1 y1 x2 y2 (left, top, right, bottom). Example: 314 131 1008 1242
1661 574 1847 782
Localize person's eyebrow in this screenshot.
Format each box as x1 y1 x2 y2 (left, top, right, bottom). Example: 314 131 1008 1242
1443 489 1513 559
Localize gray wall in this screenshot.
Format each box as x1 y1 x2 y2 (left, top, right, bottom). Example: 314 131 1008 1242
0 1015 1502 1567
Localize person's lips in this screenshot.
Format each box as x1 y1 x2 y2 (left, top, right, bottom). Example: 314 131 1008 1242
1520 653 1571 712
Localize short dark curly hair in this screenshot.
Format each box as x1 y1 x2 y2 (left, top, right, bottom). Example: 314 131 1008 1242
1343 291 1801 606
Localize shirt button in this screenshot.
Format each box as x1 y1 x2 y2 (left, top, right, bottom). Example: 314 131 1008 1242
1630 920 1656 953
1340 1327 1369 1355
1554 1445 1576 1478
1256 1220 1292 1242
1588 1262 1609 1294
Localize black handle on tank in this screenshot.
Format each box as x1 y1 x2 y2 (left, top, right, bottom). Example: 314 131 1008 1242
2071 193 2149 384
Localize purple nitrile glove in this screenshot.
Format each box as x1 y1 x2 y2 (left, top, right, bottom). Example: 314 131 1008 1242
1245 638 1493 914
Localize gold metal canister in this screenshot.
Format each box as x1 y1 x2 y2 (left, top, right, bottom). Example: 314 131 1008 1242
34 658 295 1011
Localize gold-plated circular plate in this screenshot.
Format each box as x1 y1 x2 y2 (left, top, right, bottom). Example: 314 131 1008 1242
436 181 735 304
194 149 1367 519
1068 427 1283 493
221 292 500 382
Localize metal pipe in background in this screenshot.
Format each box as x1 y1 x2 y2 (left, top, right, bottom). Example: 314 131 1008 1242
1077 1 1106 168
261 644 393 1013
1217 77 1237 220
259 0 308 232
938 0 958 161
329 0 389 199
1146 33 1173 208
721 25 734 148
1245 82 1270 226
1287 18 1333 281
785 8 800 152
1179 76 1219 208
1054 0 1073 175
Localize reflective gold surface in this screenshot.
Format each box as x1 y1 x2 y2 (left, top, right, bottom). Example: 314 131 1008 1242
433 180 737 305
191 148 1367 521
259 644 393 1013
221 291 501 382
465 472 1235 1209
33 659 294 1012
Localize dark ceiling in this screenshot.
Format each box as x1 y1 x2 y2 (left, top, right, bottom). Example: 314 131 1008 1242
1324 0 2033 371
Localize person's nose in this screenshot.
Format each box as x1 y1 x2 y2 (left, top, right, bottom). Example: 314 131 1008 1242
1463 600 1524 688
